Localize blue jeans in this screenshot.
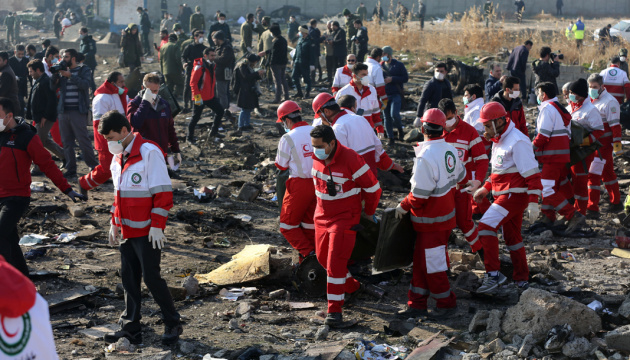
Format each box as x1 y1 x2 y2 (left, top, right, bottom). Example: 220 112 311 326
239 108 252 128
383 94 403 139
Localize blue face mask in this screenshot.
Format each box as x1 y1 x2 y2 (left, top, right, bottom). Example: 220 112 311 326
314 147 329 160
537 96 542 105
569 94 578 103
589 88 599 99
463 96 470 105
382 56 389 62
118 86 125 95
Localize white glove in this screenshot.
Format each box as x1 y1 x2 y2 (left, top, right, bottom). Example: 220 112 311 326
310 65 315 71
395 204 408 219
413 117 422 127
108 224 121 246
149 227 166 249
465 180 482 194
142 90 156 104
527 203 540 223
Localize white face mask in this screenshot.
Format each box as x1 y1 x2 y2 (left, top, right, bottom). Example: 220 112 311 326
219 19 225 24
509 90 520 99
445 117 457 127
621 56 627 62
108 132 131 155
360 76 369 86
0 118 5 132
434 71 445 80
198 37 204 44
347 63 354 70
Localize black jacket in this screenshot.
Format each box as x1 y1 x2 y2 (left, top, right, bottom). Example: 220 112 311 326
268 36 288 66
532 59 559 91
0 63 21 116
8 56 28 96
416 77 453 117
182 42 207 74
26 73 57 124
215 42 235 82
235 61 261 110
208 22 232 46
80 35 98 70
507 45 529 75
332 28 347 58
355 26 368 52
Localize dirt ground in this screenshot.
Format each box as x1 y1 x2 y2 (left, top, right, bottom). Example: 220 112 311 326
5 16 630 360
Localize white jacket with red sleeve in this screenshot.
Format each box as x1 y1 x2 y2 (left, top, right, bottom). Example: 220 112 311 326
330 110 393 175
110 133 173 240
591 89 621 145
335 81 384 133
366 56 387 104
274 121 314 178
482 120 542 204
331 65 353 94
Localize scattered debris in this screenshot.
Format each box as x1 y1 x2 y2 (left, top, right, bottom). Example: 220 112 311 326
195 245 272 285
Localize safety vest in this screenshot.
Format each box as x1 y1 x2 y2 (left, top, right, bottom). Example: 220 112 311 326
572 21 585 40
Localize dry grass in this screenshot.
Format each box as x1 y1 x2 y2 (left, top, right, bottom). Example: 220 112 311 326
366 6 626 72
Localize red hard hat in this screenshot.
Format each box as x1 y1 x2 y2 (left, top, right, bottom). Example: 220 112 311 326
421 108 446 127
277 100 301 123
479 102 507 123
312 92 335 118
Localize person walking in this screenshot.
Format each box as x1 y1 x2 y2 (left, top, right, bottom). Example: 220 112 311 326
121 24 143 73
5 12 15 44
343 9 359 54
353 20 368 62
600 56 630 104
212 31 236 123
0 52 22 118
79 71 128 195
572 18 585 49
138 7 153 56
181 29 206 113
234 54 264 134
208 13 231 46
331 21 346 70
85 1 95 28
335 62 384 133
159 34 184 97
418 1 426 30
98 110 183 346
26 59 64 174
292 26 316 99
260 26 289 103
415 63 453 120
79 27 98 92
506 40 532 101
9 45 28 116
308 19 324 83
178 4 193 33
52 49 99 179
188 47 224 142
556 0 563 15
287 15 300 46
190 6 205 32
240 13 258 55
356 3 368 22
381 46 408 144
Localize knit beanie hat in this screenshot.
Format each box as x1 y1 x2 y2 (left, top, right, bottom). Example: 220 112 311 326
569 78 588 98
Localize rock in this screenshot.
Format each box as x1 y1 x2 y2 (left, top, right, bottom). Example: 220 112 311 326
85 250 95 259
315 325 329 341
115 337 135 352
488 338 505 353
269 289 286 299
335 350 355 360
228 319 240 330
518 334 535 357
501 288 602 341
462 355 481 360
548 269 567 281
619 296 630 319
562 337 592 358
237 183 261 202
605 324 630 352
236 302 254 316
403 128 422 142
262 334 277 343
259 355 277 360
486 309 503 335
540 230 553 239
70 206 86 217
168 286 188 301
469 310 489 333
216 185 232 198
181 276 199 296
179 341 195 355
243 155 259 168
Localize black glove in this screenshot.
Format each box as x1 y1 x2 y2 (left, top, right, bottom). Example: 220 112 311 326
65 189 87 202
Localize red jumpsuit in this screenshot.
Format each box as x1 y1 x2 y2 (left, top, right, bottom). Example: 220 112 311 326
590 89 622 210
443 116 489 252
312 144 381 314
532 98 575 222
79 82 128 191
400 138 466 310
478 121 542 282
275 122 316 259
565 100 604 215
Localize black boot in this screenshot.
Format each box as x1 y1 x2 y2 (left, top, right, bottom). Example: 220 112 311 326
162 324 183 345
104 329 142 344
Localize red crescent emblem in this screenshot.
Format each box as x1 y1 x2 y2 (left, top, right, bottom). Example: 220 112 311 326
302 144 310 152
447 156 454 168
1 315 18 338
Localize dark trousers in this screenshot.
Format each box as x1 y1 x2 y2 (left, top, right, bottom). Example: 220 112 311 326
420 16 425 29
141 31 151 55
188 97 224 140
183 72 192 108
292 64 311 96
120 236 180 333
357 48 367 62
271 64 290 102
325 56 335 83
310 55 322 83
0 197 31 276
165 73 184 99
510 70 528 101
334 56 345 69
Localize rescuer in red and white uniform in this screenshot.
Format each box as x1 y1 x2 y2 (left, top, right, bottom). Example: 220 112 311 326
312 92 403 176
274 101 316 260
438 99 488 252
394 108 466 319
472 102 542 293
599 56 630 104
532 81 585 232
588 73 624 213
335 62 384 133
79 71 129 196
331 54 356 94
365 48 388 107
564 78 605 216
310 124 382 327
99 110 182 346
